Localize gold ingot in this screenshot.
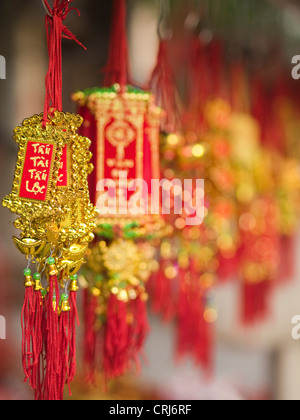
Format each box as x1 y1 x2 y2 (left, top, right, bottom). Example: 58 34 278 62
13 237 47 256
62 243 89 262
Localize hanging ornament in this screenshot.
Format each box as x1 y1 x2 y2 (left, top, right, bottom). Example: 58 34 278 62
146 16 231 371
2 0 97 400
72 0 169 383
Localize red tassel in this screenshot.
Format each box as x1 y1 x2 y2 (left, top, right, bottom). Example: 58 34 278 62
177 267 191 358
43 271 60 400
83 289 99 384
58 304 71 400
102 0 129 88
148 40 182 134
42 0 86 126
129 294 150 374
242 281 271 325
277 235 296 283
32 287 44 400
176 263 213 372
103 294 129 380
132 295 149 354
69 290 79 382
21 269 35 385
217 252 238 283
149 264 176 322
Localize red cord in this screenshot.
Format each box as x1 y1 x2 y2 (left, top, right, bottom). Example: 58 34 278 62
102 0 130 88
42 0 86 127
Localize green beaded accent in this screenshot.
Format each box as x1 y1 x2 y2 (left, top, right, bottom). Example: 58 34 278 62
24 268 31 276
47 257 55 265
70 274 78 281
34 273 41 280
41 289 47 297
61 293 69 302
76 85 150 98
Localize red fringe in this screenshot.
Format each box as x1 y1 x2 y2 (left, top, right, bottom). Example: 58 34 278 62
132 296 149 354
149 265 176 322
42 274 60 400
103 294 129 380
149 40 181 134
277 235 296 283
32 290 44 400
58 311 71 400
69 291 79 382
102 0 129 88
242 280 271 325
217 253 238 283
128 295 150 374
21 286 35 384
176 264 213 372
83 289 99 383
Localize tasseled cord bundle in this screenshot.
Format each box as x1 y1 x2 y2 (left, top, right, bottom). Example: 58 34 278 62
21 258 79 400
103 293 149 380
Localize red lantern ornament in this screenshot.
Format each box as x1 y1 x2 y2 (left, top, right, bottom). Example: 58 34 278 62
72 0 168 383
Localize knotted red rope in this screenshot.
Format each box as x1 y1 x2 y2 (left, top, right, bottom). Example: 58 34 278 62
42 0 86 127
102 0 130 88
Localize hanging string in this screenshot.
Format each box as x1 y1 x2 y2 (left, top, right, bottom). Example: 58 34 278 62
102 0 130 89
149 0 182 134
42 0 86 127
156 0 172 41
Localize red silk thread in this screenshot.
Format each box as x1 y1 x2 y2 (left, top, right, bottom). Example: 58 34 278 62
102 0 129 88
42 0 86 127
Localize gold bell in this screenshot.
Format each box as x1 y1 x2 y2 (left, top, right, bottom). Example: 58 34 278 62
34 272 42 291
69 274 79 292
23 268 34 288
60 294 71 312
47 257 58 276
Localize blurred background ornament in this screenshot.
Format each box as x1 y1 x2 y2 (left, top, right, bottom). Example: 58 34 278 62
73 0 169 384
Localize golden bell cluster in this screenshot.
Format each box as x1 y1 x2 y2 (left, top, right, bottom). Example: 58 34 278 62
81 238 158 323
